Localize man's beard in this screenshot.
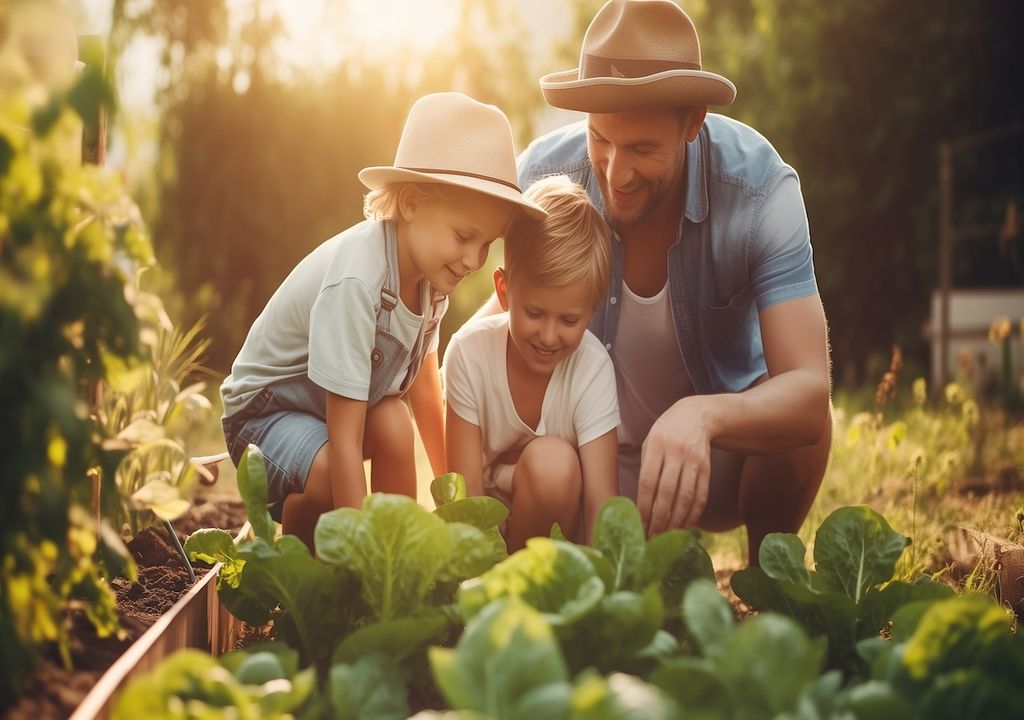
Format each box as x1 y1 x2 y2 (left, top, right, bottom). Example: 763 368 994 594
599 178 669 229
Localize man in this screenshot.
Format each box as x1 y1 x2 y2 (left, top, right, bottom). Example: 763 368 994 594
512 0 832 563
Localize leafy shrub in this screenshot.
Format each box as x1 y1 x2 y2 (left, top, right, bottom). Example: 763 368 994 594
0 32 152 703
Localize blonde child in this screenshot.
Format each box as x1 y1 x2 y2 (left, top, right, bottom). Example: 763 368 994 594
443 175 618 550
220 93 545 551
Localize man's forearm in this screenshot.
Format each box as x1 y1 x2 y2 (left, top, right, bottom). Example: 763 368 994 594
698 368 830 455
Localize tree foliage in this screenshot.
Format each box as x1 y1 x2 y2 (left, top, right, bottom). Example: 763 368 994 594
112 0 1024 382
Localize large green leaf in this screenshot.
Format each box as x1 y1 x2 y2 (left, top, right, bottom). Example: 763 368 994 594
899 594 1018 682
431 472 468 506
235 535 354 663
333 613 449 665
438 522 506 583
330 654 409 720
315 494 454 620
560 586 665 675
717 614 827 716
680 578 734 661
812 506 910 602
651 657 732 717
237 445 276 543
758 533 812 588
593 498 646 592
858 576 955 639
433 496 508 531
457 537 605 626
640 529 714 617
429 599 570 719
184 527 244 589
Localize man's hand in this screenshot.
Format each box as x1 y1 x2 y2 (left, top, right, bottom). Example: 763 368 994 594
637 396 714 537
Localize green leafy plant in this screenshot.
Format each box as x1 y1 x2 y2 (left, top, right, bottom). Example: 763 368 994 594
458 498 714 675
0 30 150 703
855 593 1024 718
98 315 215 534
112 644 322 719
653 579 835 720
184 450 509 670
731 506 955 675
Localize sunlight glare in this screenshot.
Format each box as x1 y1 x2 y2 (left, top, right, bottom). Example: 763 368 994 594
273 0 460 67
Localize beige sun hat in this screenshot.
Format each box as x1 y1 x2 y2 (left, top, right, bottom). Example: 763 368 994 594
541 0 736 113
359 92 546 219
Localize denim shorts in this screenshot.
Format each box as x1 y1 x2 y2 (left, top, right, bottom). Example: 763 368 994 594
222 375 329 518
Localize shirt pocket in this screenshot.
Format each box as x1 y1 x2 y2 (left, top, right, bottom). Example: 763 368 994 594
698 290 757 391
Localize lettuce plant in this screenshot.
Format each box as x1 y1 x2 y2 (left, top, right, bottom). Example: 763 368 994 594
112 644 322 719
653 579 835 719
457 498 714 675
730 505 954 675
854 593 1024 718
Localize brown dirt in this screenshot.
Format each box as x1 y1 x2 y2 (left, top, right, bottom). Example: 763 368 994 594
1 493 249 720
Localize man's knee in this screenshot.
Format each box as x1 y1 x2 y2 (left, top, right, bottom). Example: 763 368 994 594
516 436 582 504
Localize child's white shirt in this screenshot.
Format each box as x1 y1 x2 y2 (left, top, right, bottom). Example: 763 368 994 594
221 219 441 418
442 313 620 472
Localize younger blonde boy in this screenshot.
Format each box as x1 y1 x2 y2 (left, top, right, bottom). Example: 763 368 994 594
443 175 618 549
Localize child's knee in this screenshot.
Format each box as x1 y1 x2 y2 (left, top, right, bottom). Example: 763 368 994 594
517 436 582 502
365 397 414 454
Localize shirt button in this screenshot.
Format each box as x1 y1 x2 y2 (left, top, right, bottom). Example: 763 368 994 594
609 296 618 305
605 343 612 351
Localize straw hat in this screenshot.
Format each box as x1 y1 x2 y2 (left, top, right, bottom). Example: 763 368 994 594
541 0 736 113
359 92 546 219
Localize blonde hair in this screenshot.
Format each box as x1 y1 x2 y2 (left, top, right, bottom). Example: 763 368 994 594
363 182 462 221
503 175 610 307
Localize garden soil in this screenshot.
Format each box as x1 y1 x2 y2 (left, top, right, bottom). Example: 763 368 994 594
2 494 248 720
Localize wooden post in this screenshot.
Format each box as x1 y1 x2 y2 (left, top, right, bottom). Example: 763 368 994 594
938 142 953 392
77 34 106 166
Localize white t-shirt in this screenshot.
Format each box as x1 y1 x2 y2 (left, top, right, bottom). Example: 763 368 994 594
221 219 442 418
443 313 620 472
612 280 693 498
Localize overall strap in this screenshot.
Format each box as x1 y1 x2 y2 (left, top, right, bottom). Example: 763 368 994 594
377 220 400 332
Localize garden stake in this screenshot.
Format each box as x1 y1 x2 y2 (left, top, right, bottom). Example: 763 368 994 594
164 520 196 583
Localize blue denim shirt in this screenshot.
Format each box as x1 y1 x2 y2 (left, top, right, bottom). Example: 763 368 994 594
517 114 818 395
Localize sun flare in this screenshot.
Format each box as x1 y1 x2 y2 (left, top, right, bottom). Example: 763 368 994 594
273 0 460 66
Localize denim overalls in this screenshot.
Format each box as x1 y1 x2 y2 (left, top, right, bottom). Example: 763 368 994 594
222 221 443 512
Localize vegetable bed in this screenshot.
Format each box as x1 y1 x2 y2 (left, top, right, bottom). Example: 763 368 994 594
109 446 1024 719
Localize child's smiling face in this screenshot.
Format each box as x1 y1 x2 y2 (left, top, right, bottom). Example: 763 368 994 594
400 186 514 296
495 270 596 377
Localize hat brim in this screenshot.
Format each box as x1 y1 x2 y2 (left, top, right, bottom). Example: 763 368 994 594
540 67 736 113
357 167 546 220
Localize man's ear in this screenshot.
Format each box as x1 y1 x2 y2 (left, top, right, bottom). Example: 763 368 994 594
493 267 510 312
683 106 708 142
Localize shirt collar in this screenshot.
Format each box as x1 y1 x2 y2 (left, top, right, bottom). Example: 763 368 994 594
683 126 709 224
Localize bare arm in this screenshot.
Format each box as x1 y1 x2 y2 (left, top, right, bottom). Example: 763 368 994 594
445 406 485 497
325 391 369 509
578 428 619 545
639 294 831 534
407 351 447 478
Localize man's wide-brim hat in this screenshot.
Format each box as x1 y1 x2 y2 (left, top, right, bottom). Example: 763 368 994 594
541 0 736 113
359 93 546 219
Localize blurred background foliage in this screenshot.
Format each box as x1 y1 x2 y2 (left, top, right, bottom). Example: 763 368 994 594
95 0 1024 385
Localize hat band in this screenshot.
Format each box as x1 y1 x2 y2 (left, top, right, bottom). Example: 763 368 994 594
399 166 521 193
581 53 701 80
